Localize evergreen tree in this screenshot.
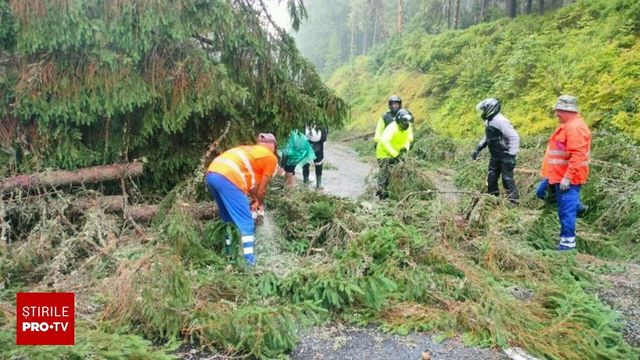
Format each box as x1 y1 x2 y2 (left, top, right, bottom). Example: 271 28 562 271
0 0 346 190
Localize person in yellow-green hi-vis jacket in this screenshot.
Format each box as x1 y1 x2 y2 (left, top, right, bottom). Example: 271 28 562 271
376 108 414 199
373 95 402 146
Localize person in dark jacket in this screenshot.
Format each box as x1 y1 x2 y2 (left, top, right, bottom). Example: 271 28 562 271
303 124 328 189
471 98 520 203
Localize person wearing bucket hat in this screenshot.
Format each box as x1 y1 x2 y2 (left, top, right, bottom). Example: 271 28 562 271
539 95 592 251
204 133 279 266
471 98 521 204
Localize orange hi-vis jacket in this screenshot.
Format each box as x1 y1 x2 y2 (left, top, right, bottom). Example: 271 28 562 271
541 116 591 185
207 145 278 193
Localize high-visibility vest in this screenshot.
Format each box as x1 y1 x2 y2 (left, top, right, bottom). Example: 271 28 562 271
376 122 413 159
207 145 277 193
541 117 591 185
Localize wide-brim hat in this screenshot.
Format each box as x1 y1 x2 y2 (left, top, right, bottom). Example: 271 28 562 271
554 95 579 112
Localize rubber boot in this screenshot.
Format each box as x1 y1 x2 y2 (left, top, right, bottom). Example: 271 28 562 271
315 175 323 190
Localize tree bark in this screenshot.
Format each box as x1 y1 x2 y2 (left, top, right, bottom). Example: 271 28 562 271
506 0 517 18
372 0 379 46
363 1 369 54
479 0 488 23
525 0 533 14
539 0 545 14
447 0 452 29
72 196 218 222
453 0 461 29
350 13 356 58
0 162 144 193
397 0 404 35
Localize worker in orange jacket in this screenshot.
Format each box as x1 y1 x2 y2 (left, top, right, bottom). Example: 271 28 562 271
206 133 278 265
538 95 591 251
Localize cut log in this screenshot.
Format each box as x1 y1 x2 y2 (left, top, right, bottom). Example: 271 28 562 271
0 162 144 193
72 196 218 222
339 131 375 142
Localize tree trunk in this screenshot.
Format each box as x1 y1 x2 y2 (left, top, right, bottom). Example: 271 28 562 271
72 196 218 222
479 0 488 23
372 18 378 47
539 0 545 14
447 0 452 29
0 162 144 193
453 0 461 29
362 1 369 54
350 17 356 58
525 0 533 14
372 0 379 46
506 0 517 18
397 0 404 35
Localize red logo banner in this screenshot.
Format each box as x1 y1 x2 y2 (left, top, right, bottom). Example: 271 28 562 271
16 292 75 345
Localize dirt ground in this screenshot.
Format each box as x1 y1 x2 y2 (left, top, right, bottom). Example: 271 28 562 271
578 254 640 348
295 142 374 198
292 325 507 360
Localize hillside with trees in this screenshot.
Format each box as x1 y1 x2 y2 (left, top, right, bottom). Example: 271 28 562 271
322 0 639 143
295 0 581 77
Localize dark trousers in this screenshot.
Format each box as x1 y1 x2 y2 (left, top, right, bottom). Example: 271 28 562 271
377 157 398 198
487 155 518 203
303 147 324 180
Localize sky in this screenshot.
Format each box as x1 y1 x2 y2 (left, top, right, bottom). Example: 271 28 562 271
265 0 292 30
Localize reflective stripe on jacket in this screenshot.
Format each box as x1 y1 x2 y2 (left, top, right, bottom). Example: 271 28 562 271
208 145 277 193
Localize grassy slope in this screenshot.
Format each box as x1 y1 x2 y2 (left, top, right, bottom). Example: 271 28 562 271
328 0 640 140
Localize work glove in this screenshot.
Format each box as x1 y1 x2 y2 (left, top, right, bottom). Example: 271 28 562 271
559 177 571 192
471 149 480 160
535 178 549 199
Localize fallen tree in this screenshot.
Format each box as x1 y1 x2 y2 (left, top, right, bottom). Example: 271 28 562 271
0 162 144 193
72 196 218 222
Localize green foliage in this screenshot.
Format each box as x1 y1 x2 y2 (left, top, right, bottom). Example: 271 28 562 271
268 187 637 359
0 322 175 359
1 0 346 190
188 301 323 359
0 0 15 51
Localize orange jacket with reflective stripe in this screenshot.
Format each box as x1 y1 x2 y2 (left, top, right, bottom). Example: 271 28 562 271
207 145 278 193
540 116 591 185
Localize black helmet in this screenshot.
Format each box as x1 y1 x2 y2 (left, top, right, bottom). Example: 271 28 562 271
388 95 402 114
395 108 413 130
476 98 501 120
